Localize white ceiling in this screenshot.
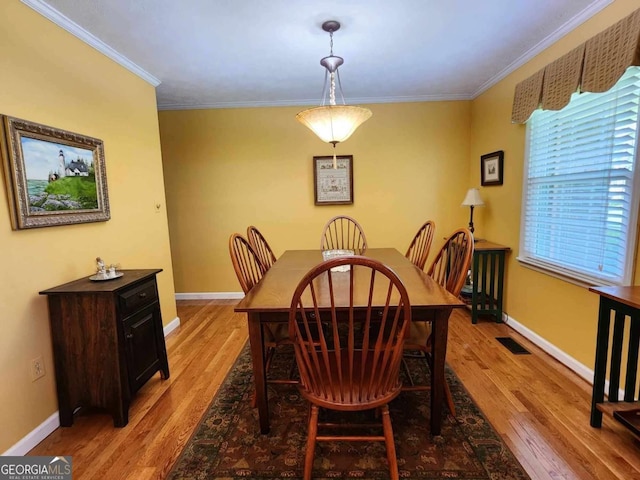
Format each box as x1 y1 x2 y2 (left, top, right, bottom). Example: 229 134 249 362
26 0 612 110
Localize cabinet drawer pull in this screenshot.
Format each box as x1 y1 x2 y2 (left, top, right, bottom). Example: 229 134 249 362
126 333 134 340
138 292 147 298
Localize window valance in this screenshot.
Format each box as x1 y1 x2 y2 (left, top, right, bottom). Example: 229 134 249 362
512 8 640 123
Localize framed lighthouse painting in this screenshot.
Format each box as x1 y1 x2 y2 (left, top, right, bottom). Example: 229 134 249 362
0 115 110 229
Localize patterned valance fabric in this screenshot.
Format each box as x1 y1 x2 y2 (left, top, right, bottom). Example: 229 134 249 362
582 9 640 92
512 8 640 123
541 44 585 111
512 69 544 124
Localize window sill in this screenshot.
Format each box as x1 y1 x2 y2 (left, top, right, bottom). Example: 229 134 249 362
516 256 619 289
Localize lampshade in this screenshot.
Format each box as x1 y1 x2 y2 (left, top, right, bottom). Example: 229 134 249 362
296 20 372 149
461 188 485 207
295 105 372 144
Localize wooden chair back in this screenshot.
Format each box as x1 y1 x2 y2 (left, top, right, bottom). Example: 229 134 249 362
289 256 411 409
247 225 277 272
405 220 435 270
427 228 474 297
229 233 264 294
320 215 368 254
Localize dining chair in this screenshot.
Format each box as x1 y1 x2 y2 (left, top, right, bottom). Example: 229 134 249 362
320 215 368 254
402 227 474 416
289 256 411 480
229 233 265 294
405 220 435 270
247 225 277 273
228 234 294 404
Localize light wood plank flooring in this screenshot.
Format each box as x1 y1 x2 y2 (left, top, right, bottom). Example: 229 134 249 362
30 300 640 479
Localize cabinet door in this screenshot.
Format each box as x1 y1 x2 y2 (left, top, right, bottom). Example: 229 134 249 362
123 304 163 394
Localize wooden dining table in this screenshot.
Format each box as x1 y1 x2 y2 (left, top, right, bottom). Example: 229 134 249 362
234 248 465 435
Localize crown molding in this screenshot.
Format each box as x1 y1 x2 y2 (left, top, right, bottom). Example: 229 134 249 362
21 0 161 87
157 93 473 111
472 0 613 97
22 0 613 108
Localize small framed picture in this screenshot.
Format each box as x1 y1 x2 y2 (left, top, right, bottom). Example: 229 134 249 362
481 150 504 186
313 155 353 205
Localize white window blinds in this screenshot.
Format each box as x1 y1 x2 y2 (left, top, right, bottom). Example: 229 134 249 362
520 67 640 286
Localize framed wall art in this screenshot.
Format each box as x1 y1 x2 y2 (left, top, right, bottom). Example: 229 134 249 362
313 155 353 205
0 115 110 229
480 150 504 186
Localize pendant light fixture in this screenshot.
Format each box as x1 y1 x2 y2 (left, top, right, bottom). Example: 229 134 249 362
296 20 372 168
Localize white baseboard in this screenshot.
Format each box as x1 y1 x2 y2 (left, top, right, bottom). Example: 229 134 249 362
503 313 595 385
504 312 628 401
163 316 180 336
175 292 244 300
2 412 59 456
3 315 183 456
505 313 626 399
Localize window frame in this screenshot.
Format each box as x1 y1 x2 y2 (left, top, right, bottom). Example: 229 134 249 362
518 71 640 287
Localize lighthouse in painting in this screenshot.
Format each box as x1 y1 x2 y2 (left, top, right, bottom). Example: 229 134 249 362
57 149 66 178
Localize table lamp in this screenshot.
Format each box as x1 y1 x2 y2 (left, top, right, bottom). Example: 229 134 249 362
461 188 484 238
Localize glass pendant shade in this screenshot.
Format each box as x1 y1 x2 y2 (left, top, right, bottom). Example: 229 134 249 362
296 105 372 144
297 20 372 146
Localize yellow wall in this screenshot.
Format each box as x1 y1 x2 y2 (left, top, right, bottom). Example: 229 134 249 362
159 0 640 377
159 102 471 293
0 1 176 453
5 0 629 456
469 0 640 369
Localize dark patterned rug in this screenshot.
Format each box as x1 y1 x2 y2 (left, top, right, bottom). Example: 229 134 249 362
169 345 530 479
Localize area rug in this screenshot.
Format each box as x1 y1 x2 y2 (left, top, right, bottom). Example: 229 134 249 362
169 345 530 479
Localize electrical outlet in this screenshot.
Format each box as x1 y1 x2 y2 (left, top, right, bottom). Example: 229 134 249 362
31 356 45 381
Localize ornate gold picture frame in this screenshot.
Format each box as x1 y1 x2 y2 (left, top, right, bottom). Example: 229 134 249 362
0 116 110 229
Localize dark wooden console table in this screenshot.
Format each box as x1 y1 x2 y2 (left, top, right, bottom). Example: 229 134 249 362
40 269 170 427
469 241 510 324
589 286 640 437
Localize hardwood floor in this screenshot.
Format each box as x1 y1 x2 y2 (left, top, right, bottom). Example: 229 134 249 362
30 300 640 479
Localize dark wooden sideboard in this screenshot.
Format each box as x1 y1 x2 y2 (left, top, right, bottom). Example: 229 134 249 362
40 269 170 427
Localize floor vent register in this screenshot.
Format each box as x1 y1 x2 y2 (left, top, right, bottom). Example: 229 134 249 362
495 337 531 355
